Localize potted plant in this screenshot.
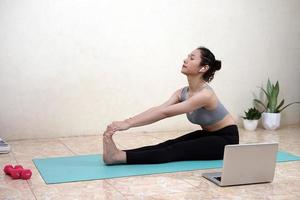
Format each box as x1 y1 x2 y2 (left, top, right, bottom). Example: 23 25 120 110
254 79 300 130
242 107 261 131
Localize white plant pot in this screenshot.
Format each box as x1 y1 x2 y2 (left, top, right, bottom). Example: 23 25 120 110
243 119 259 131
262 112 281 130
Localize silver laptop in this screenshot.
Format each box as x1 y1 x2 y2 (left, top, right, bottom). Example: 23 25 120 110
202 142 278 187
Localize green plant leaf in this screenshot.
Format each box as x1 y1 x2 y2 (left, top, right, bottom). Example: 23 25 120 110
269 85 277 112
267 79 272 96
266 102 270 112
276 99 285 111
278 102 300 113
259 87 270 102
254 99 267 111
274 81 279 98
244 107 261 120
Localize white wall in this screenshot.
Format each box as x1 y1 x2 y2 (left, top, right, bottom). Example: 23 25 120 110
0 0 299 140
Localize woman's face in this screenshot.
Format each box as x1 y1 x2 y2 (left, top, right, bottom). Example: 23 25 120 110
181 49 202 76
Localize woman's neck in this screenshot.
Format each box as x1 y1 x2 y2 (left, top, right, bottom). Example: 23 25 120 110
187 76 207 93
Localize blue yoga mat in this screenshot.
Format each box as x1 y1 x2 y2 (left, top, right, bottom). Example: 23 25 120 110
33 151 300 184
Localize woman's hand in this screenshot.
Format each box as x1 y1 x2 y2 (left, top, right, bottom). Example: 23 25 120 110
107 120 131 132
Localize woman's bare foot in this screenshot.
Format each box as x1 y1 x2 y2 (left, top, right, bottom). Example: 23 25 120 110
102 130 112 157
103 131 126 165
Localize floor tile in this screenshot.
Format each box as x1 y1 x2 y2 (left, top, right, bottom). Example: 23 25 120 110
31 180 125 200
106 174 197 198
59 135 103 155
1 125 299 200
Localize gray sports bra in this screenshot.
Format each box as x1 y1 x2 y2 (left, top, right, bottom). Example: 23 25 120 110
180 85 229 126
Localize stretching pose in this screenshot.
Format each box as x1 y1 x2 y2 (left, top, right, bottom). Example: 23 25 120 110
103 46 239 165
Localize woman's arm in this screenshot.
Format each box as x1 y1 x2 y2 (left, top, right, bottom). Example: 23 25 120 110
107 89 182 132
126 90 212 127
125 88 183 124
107 89 212 132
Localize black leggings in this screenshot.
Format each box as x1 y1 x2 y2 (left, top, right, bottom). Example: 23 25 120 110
124 125 239 164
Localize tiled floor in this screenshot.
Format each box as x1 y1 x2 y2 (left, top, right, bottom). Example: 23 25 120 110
1 125 300 200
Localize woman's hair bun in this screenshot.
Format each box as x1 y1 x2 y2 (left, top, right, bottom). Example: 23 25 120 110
214 60 222 71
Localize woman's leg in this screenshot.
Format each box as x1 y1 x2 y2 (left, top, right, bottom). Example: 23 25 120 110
124 129 208 153
103 130 205 164
126 135 229 164
103 125 239 165
102 129 209 165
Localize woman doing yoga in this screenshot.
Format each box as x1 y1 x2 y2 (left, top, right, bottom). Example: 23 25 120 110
103 46 239 165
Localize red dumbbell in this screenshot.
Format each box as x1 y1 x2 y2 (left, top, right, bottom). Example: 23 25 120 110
3 164 32 180
3 164 14 175
20 169 32 180
14 165 23 170
3 164 23 179
14 165 32 180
